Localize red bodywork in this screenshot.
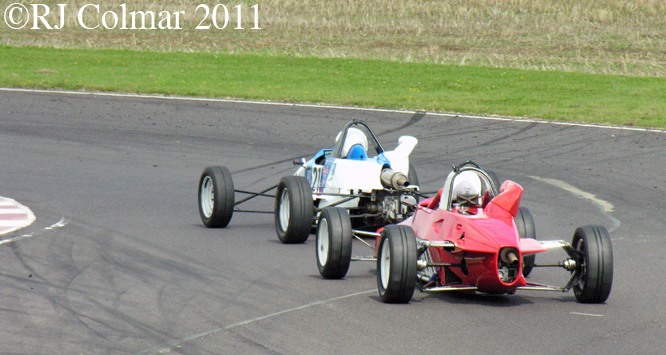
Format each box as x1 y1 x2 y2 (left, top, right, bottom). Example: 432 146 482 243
400 180 546 294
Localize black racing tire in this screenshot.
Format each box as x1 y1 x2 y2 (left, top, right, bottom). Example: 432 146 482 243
486 170 501 193
408 163 419 187
572 225 614 303
198 166 235 228
516 207 537 277
316 207 353 279
274 175 314 244
377 225 417 303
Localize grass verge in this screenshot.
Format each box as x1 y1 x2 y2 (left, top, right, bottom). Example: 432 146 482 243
2 46 665 128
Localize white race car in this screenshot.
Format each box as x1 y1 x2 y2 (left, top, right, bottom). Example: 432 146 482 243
198 120 420 248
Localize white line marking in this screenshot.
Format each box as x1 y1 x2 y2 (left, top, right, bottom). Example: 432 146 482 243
570 312 604 317
44 218 67 230
528 176 614 213
0 234 33 246
2 87 666 134
529 176 621 232
137 289 376 355
0 217 69 246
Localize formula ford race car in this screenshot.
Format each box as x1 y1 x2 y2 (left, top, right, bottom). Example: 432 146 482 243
197 120 421 246
378 161 614 303
318 161 614 303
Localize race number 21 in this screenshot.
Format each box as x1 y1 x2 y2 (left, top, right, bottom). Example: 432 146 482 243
195 4 261 30
310 166 323 190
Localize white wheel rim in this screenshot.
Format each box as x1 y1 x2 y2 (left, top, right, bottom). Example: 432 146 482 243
380 239 391 289
201 176 214 218
279 188 290 231
317 218 329 266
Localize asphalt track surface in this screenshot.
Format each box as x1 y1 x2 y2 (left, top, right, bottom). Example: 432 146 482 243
1 89 665 354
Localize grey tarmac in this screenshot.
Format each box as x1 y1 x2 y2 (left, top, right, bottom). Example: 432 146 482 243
1 89 665 354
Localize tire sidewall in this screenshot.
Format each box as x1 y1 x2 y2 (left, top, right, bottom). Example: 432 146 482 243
516 206 536 277
377 225 417 303
408 163 419 187
486 170 501 194
377 234 391 297
198 166 234 228
275 176 314 244
316 207 352 279
572 225 613 303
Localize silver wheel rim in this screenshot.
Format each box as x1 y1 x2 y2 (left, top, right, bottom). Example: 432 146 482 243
279 188 290 232
201 176 214 218
317 218 329 266
380 239 391 289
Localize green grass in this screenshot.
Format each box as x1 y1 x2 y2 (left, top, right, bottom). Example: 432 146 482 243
2 46 666 128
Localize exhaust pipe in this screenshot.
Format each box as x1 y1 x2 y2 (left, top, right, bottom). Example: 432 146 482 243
380 168 409 190
500 248 520 267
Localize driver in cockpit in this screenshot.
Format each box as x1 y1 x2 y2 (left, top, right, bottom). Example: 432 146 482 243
451 170 482 213
336 127 369 160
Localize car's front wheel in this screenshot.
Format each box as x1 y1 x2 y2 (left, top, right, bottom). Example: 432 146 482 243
572 225 613 303
198 166 234 228
316 207 353 279
377 225 417 303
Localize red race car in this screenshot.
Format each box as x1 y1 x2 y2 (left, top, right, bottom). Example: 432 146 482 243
373 160 613 303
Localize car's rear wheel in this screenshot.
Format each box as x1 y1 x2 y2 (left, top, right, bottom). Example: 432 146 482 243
408 163 419 187
198 166 234 228
486 170 501 193
572 225 613 303
274 176 314 244
377 225 417 303
316 207 353 279
516 207 537 277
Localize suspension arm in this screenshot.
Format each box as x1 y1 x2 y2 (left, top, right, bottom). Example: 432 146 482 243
234 185 278 206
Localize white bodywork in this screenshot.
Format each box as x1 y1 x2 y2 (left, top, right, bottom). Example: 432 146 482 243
295 135 417 209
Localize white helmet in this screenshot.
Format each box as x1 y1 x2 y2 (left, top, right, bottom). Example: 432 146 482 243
451 171 481 203
336 128 368 158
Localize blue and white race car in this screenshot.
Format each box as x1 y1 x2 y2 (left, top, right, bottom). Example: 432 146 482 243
198 120 420 247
